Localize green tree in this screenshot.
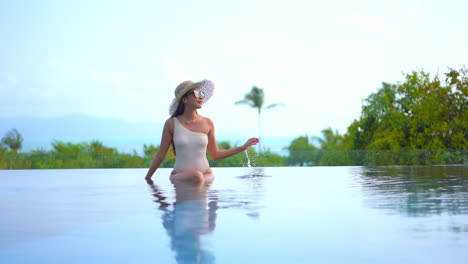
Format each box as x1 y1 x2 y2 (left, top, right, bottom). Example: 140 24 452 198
1 128 24 152
0 144 8 169
143 143 175 168
87 140 118 167
342 67 468 165
235 86 283 151
311 127 354 166
255 150 286 166
315 127 343 150
286 135 318 166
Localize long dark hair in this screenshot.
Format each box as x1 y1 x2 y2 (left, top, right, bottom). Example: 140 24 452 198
170 91 191 156
171 101 185 118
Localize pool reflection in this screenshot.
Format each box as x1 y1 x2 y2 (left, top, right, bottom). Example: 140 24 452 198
356 166 468 217
147 181 217 264
355 166 468 236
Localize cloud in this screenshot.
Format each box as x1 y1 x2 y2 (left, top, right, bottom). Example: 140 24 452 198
89 71 128 87
2 72 18 85
350 6 430 35
164 57 190 85
0 72 18 92
350 15 396 34
398 7 430 27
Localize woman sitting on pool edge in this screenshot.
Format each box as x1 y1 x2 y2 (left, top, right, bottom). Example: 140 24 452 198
145 79 259 183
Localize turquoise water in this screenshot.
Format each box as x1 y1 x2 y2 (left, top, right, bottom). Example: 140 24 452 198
0 166 467 263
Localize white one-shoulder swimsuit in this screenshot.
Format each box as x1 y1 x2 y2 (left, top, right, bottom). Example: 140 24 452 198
173 117 210 172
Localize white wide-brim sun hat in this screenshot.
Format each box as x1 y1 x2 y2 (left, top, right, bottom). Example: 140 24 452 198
168 79 215 116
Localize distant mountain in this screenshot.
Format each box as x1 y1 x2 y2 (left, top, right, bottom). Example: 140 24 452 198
0 114 164 141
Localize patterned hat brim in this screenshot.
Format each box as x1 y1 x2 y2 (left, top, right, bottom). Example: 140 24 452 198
169 79 215 116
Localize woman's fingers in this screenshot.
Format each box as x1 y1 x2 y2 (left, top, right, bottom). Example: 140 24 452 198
247 137 259 146
243 137 260 150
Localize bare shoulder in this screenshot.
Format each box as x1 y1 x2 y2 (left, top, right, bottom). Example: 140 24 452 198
199 116 215 135
164 117 175 131
200 116 214 127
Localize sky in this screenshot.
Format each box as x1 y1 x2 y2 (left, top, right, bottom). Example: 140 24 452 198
1 0 467 140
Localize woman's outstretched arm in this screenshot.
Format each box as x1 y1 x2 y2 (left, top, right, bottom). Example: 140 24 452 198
206 118 259 161
145 118 173 181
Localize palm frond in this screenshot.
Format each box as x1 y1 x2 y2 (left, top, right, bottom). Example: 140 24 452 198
265 103 285 109
235 99 256 108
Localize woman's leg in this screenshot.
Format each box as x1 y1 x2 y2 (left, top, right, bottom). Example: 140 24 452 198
170 168 214 183
202 168 214 183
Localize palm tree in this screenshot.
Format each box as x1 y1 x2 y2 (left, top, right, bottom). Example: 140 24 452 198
235 86 283 151
314 127 343 150
1 128 24 152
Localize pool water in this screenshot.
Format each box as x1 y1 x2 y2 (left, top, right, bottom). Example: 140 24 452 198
1 166 467 263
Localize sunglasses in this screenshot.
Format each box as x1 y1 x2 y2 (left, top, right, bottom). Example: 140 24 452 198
188 90 205 98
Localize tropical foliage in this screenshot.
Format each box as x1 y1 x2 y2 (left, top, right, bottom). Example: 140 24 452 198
344 68 467 151
0 139 286 169
286 67 468 166
1 128 23 152
342 67 467 165
286 135 318 166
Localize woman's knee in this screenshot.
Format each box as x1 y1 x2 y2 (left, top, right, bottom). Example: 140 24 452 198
203 168 213 176
190 169 204 182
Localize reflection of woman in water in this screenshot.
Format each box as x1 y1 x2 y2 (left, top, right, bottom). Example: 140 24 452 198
148 181 217 264
145 79 258 183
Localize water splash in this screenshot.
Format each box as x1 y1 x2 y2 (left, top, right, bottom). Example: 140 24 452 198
244 150 252 168
243 150 267 177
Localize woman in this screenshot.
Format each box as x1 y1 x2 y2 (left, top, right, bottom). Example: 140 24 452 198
145 79 259 183
147 180 218 263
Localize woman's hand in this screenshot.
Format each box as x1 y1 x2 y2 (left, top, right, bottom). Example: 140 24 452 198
242 137 260 150
145 175 154 184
